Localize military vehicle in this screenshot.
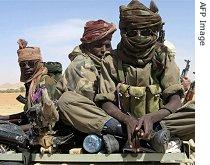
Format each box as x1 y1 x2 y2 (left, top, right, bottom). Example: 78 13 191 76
0 61 195 165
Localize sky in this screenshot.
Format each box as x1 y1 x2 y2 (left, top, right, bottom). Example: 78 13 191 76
0 0 195 84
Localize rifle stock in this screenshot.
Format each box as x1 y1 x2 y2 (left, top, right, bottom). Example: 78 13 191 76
157 22 165 43
181 59 191 79
183 81 195 104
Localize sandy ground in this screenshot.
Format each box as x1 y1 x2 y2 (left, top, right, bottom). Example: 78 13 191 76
0 93 24 115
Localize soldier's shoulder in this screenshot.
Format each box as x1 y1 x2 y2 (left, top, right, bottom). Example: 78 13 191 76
155 42 168 54
69 52 92 69
65 55 96 77
157 42 176 56
154 43 175 62
69 45 85 61
72 53 87 63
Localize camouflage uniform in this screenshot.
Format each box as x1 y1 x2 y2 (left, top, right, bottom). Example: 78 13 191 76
25 73 58 126
96 43 195 140
15 39 59 129
57 46 111 135
23 65 59 150
17 39 59 150
94 0 195 141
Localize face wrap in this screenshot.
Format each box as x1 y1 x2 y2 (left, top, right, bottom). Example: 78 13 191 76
118 0 162 66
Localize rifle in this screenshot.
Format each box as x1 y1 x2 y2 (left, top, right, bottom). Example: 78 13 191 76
16 94 27 105
157 22 165 43
183 72 195 104
181 59 191 78
183 81 195 104
0 111 27 125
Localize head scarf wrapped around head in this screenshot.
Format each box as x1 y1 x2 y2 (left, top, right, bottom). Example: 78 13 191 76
17 39 47 83
119 0 162 30
17 39 42 63
80 19 117 43
76 20 116 69
118 0 162 67
17 39 48 107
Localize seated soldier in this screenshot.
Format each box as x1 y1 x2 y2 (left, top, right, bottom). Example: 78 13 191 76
0 39 59 150
57 20 117 135
56 19 117 100
57 20 137 153
57 18 178 153
95 0 195 152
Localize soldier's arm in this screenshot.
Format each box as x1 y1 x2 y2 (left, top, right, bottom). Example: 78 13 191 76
54 74 68 100
101 101 139 147
64 57 99 101
136 93 182 139
136 51 184 139
97 55 139 147
160 50 184 109
42 75 57 100
95 54 118 102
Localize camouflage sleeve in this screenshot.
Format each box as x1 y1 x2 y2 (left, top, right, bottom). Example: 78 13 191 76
160 51 184 100
54 74 68 100
63 55 99 101
95 55 118 102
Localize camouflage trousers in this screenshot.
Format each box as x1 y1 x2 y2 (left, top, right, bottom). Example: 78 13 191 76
58 91 195 140
163 103 195 141
57 91 112 135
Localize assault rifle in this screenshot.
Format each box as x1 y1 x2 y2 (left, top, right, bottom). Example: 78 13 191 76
181 59 191 78
157 22 165 43
183 80 195 104
183 72 195 104
16 94 27 105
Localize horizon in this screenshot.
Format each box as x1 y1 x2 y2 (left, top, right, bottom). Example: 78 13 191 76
0 0 195 84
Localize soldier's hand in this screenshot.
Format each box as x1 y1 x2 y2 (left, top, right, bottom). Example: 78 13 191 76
124 115 139 148
135 113 155 139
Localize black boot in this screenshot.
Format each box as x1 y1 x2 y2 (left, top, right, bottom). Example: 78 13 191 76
102 134 120 153
102 118 126 138
102 118 127 153
149 122 170 153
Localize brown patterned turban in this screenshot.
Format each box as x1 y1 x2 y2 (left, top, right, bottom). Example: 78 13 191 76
17 39 45 83
80 19 117 43
17 39 42 63
119 0 162 30
118 1 163 66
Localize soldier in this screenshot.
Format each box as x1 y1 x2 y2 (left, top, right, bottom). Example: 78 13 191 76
95 0 195 152
56 19 117 101
0 39 59 150
57 20 144 153
57 20 123 136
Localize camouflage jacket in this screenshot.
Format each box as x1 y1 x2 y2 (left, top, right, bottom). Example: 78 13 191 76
56 45 100 101
95 43 184 117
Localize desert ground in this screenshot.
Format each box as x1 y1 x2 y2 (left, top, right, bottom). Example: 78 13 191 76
0 93 24 115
